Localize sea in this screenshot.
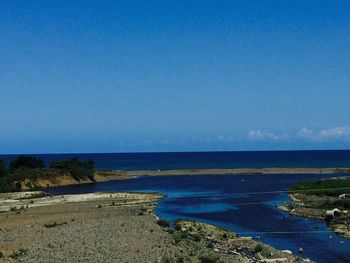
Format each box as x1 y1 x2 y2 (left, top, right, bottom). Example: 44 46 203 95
1 150 350 263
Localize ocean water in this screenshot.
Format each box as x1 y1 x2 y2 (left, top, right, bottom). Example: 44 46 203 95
1 150 350 170
2 150 350 262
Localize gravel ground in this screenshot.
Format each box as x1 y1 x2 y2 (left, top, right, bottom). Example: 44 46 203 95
0 193 311 263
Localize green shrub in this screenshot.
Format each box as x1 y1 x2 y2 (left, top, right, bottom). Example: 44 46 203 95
50 158 95 181
0 176 13 192
192 234 201 242
10 156 44 169
9 248 28 259
289 178 350 196
157 219 170 227
176 256 185 263
254 244 263 253
199 255 219 263
0 251 4 258
44 222 67 228
0 159 7 177
161 256 172 263
174 223 182 231
207 242 214 249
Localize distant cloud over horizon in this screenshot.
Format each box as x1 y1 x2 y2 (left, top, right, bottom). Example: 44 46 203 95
247 130 290 141
298 126 350 142
247 126 350 143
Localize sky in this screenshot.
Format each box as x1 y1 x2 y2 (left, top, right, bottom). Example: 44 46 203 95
0 0 350 154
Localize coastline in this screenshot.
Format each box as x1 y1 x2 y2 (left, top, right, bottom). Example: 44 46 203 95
0 191 311 262
18 167 350 190
279 193 350 240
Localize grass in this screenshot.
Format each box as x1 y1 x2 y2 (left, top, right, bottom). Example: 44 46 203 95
289 177 350 196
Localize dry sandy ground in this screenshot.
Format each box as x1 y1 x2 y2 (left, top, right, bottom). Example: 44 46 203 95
0 192 312 263
96 168 350 183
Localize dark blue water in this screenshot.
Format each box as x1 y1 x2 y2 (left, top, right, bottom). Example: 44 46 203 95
47 173 350 263
1 150 350 170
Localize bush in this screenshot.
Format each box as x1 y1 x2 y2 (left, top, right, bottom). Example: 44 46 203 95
334 199 350 209
50 158 95 181
176 256 185 263
207 242 214 249
157 219 170 227
0 159 7 177
199 255 219 263
0 176 13 192
254 244 263 253
9 248 28 259
193 234 201 242
10 156 44 169
44 222 67 228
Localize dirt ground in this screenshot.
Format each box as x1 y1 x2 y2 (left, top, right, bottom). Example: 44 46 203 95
0 192 312 262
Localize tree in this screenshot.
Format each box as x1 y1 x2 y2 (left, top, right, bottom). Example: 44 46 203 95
50 158 95 181
10 156 45 169
0 159 7 177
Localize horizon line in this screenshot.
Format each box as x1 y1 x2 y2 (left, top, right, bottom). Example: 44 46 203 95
1 148 350 156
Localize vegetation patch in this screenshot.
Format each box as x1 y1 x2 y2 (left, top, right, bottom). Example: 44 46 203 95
157 218 170 227
44 222 67 228
254 244 263 253
9 248 28 259
289 178 350 196
0 155 95 192
50 158 95 181
198 255 219 263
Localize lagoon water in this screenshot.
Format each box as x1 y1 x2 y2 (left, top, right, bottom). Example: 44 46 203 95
3 150 350 263
47 173 350 263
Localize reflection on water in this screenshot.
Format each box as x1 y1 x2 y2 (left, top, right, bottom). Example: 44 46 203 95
48 173 350 263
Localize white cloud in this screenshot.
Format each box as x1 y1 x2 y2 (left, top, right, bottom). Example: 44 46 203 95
247 130 289 141
298 126 350 142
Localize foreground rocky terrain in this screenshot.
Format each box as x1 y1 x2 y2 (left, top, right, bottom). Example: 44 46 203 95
0 192 311 262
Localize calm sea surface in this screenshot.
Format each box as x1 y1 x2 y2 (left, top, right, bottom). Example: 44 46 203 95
1 150 350 170
2 150 350 263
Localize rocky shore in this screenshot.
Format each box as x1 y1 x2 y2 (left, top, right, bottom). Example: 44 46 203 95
0 192 312 262
279 193 350 239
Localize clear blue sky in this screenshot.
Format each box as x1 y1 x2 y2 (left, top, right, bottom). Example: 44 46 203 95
1 0 349 154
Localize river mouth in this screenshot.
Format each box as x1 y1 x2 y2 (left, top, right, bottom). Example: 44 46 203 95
47 173 350 263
